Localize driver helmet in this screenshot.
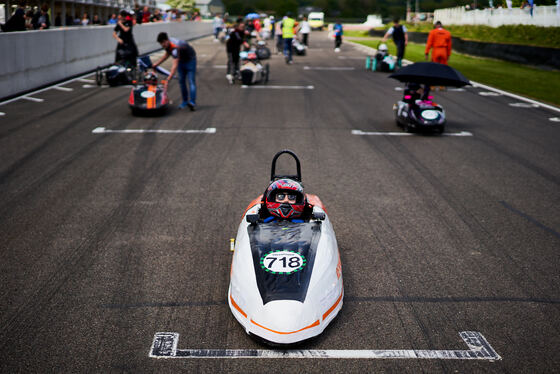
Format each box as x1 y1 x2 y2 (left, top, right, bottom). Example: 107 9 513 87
265 178 306 219
144 72 158 85
378 43 388 52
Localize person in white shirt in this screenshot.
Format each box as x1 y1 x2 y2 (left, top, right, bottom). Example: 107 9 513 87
300 16 310 46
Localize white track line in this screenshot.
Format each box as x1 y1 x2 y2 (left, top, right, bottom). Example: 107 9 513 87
0 71 96 106
0 112 5 116
550 117 560 122
303 66 355 70
149 331 500 360
21 96 44 102
509 102 539 108
352 130 473 137
52 86 74 92
78 78 95 83
241 85 314 90
479 91 502 96
92 127 216 134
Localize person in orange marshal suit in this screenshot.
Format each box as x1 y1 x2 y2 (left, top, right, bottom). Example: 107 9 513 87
425 21 452 65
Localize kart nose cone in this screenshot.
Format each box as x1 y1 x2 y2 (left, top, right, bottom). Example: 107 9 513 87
256 300 317 333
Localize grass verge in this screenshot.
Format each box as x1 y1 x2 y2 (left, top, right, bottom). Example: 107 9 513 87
351 37 560 106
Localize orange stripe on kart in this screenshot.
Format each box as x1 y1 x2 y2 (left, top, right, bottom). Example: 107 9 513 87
147 85 157 109
306 194 327 213
322 290 343 321
242 195 264 219
230 294 247 318
251 319 320 335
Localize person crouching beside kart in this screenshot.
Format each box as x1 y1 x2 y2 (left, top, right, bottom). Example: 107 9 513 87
112 10 138 68
261 179 312 223
226 18 249 84
153 32 197 111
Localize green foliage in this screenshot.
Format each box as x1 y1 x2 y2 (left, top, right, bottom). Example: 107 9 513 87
166 0 195 12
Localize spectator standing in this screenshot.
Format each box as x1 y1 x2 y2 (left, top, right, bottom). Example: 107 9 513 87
24 10 34 29
81 13 89 26
382 17 408 68
135 4 143 24
108 13 118 24
282 12 297 64
54 13 61 26
113 10 138 67
333 21 343 52
150 9 163 22
226 18 249 84
299 16 310 46
32 3 50 30
1 0 26 32
213 13 223 41
425 21 452 64
153 32 198 111
92 14 102 25
141 6 150 23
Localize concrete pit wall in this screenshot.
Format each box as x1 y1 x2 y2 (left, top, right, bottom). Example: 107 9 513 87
0 21 212 100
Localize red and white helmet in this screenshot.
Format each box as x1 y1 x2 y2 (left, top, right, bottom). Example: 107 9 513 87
265 179 306 219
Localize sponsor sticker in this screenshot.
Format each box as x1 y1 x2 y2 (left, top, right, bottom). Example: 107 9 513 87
141 91 156 98
260 250 306 275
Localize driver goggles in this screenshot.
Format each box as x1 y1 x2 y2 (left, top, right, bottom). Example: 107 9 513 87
276 193 298 201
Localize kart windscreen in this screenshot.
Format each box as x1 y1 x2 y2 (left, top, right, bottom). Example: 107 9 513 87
248 221 321 304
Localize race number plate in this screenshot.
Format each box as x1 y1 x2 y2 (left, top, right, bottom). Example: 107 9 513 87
260 250 306 275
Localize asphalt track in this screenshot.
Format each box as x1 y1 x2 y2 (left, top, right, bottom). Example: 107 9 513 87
1 32 559 373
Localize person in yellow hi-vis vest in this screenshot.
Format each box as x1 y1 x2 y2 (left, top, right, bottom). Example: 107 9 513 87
282 12 298 64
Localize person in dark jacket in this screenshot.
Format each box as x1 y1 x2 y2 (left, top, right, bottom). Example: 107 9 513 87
112 10 138 67
32 3 50 30
153 32 198 110
1 0 26 32
382 17 408 68
226 18 249 84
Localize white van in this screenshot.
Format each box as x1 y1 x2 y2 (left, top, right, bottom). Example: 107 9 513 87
308 12 324 30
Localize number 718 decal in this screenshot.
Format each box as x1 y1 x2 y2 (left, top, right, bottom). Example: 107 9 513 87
260 250 307 275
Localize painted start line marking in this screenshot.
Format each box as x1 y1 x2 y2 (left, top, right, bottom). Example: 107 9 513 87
92 127 216 134
241 85 315 90
149 331 500 360
303 66 355 71
550 117 560 122
352 130 473 137
479 91 502 96
0 112 5 116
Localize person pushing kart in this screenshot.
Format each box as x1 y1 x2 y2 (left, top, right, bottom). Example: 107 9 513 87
152 32 197 111
382 17 408 68
226 18 250 84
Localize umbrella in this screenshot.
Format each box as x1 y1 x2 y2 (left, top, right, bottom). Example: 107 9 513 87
245 13 260 19
389 62 470 87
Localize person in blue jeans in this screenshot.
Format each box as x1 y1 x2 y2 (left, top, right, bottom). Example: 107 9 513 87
153 32 197 111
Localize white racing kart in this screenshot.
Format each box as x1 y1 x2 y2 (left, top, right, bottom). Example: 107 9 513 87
228 150 343 345
239 51 270 85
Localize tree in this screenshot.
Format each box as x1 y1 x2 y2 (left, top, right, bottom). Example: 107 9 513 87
166 0 195 12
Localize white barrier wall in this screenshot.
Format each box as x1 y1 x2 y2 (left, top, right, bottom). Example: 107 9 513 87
434 5 560 27
0 21 212 99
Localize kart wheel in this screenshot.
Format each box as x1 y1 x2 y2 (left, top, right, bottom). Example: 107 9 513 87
403 122 411 133
95 67 102 86
264 64 270 83
435 125 445 134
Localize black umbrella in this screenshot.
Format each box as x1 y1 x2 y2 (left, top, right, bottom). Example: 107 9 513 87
389 62 470 87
